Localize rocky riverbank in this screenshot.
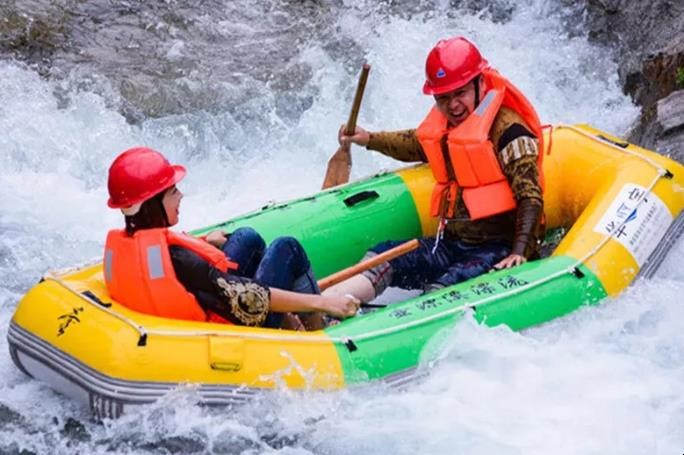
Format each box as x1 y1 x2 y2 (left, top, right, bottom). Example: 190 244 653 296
1 0 682 161
0 0 343 124
581 0 684 163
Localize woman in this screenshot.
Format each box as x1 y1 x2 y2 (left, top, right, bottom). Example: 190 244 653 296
103 147 358 329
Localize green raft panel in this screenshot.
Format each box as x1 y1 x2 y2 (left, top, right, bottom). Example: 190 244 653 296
192 169 609 384
194 172 423 278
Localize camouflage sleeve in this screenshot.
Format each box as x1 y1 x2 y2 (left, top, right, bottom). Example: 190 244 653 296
499 137 544 258
366 129 427 162
500 138 543 203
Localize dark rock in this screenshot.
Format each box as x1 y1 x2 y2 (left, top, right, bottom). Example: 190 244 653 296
657 133 684 164
624 51 684 114
0 403 25 428
0 442 37 455
211 429 262 453
648 84 684 165
655 90 684 164
137 435 206 454
0 0 344 122
0 2 70 66
449 0 516 23
59 417 91 443
260 431 300 450
657 90 684 134
580 0 684 152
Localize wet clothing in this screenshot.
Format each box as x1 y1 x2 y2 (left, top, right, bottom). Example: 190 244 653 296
170 227 319 327
415 69 543 222
361 105 544 291
103 228 238 323
367 107 544 257
363 237 511 293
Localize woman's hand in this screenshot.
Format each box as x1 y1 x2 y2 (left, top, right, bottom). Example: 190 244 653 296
338 124 370 147
269 290 360 321
321 293 361 319
205 230 228 249
494 254 526 269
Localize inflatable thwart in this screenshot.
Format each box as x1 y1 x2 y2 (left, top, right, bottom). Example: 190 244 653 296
8 124 684 419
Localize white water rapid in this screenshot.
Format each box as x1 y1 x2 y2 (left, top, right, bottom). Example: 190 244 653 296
1 1 681 453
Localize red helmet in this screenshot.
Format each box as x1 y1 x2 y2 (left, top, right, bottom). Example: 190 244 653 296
107 147 186 209
423 36 489 95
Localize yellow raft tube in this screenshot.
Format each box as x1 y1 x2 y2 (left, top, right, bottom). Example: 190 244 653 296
8 124 684 418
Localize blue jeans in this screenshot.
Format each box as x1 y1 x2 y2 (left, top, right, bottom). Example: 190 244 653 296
369 237 511 290
222 227 319 327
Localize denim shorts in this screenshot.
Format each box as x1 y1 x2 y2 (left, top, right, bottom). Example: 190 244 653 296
369 236 511 289
223 227 318 327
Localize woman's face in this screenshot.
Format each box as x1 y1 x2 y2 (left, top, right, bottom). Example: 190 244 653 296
162 185 183 226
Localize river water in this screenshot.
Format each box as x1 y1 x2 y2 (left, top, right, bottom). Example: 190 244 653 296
1 0 682 453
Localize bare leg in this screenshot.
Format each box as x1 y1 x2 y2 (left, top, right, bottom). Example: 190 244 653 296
322 274 376 303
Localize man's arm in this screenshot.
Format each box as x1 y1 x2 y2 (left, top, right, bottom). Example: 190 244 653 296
339 125 427 163
496 125 544 266
366 130 427 162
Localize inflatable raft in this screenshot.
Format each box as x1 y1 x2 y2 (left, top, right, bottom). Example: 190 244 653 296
8 124 684 418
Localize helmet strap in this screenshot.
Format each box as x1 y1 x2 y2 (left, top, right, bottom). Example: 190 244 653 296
473 75 481 107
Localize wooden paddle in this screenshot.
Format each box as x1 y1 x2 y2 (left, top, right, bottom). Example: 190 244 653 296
317 239 419 291
321 63 371 189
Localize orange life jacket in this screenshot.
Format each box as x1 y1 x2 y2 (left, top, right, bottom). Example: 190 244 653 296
103 228 238 322
416 68 544 220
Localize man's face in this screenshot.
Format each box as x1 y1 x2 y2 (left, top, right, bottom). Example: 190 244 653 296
433 78 481 126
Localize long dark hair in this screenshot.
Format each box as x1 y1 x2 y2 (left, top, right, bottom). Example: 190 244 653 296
124 191 169 236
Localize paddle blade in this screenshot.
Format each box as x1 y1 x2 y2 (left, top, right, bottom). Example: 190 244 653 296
321 145 352 189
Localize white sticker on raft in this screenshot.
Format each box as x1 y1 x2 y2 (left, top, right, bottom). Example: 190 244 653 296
594 183 673 267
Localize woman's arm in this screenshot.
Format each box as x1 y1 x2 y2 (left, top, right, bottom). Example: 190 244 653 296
270 288 359 319
170 246 358 325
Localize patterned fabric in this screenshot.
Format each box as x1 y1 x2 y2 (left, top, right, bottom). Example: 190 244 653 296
215 277 270 326
364 106 544 256
364 237 511 292
489 106 526 146
500 136 539 167
222 230 319 329
505 154 543 202
367 129 425 162
171 228 316 327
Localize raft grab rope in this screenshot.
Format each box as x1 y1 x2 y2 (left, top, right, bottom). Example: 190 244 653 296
44 124 674 350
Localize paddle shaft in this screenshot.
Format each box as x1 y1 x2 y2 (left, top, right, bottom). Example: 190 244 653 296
317 239 419 291
345 63 371 136
321 63 371 190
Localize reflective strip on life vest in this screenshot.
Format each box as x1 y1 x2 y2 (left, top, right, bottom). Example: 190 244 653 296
103 228 237 323
146 245 164 279
104 248 113 283
474 90 496 117
417 69 543 221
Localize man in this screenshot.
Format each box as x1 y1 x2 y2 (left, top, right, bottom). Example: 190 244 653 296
325 36 545 302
